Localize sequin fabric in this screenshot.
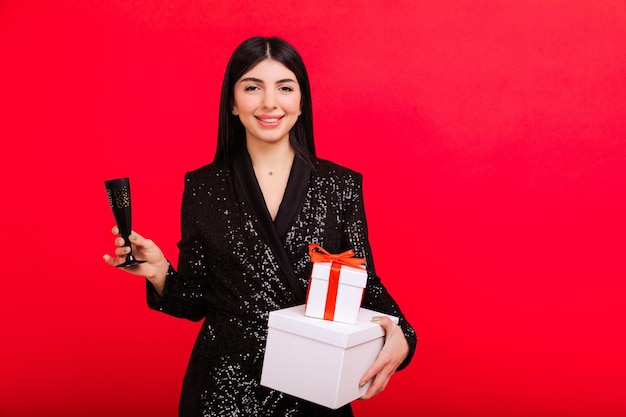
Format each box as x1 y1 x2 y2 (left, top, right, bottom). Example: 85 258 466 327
147 157 417 417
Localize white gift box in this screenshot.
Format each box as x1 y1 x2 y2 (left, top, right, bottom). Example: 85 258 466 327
260 305 398 409
305 261 367 324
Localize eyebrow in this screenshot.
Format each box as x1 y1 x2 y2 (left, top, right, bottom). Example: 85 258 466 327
240 77 296 84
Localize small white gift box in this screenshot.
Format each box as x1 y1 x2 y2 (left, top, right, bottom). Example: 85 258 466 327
260 305 398 409
305 261 367 324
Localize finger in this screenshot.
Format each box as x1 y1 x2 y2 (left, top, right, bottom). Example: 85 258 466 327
358 353 385 392
115 246 131 257
114 230 147 248
361 370 392 399
371 315 395 331
127 230 148 247
103 253 121 267
361 360 393 400
360 361 395 400
111 225 120 235
359 375 376 400
358 316 396 394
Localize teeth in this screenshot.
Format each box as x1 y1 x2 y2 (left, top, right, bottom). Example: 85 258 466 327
259 117 280 123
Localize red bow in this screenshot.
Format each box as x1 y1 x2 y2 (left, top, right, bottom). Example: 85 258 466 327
308 243 365 269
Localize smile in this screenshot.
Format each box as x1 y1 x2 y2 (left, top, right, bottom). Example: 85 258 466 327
255 115 284 126
256 116 283 122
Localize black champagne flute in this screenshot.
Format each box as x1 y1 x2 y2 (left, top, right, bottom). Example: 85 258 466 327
104 177 146 267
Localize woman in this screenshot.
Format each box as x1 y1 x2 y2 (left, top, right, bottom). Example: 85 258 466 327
104 36 417 416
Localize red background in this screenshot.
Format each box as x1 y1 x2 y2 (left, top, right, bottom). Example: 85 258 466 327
1 1 625 416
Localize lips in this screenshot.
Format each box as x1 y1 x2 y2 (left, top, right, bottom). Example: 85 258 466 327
255 115 284 127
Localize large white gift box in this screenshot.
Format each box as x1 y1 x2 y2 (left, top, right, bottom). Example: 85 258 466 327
305 261 367 324
260 305 398 409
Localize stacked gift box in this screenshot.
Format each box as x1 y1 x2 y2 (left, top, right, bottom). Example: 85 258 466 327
260 244 397 409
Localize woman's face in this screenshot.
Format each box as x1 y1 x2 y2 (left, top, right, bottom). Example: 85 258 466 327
232 59 302 147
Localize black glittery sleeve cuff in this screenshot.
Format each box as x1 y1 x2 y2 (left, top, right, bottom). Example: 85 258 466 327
397 317 417 371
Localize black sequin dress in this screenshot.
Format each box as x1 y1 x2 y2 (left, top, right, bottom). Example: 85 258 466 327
147 149 417 416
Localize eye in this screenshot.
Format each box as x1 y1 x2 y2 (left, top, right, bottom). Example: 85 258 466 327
279 85 295 92
244 85 260 92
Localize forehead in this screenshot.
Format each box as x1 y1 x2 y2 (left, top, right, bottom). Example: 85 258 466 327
238 59 297 82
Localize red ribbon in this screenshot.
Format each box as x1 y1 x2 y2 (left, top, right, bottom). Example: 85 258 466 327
309 244 365 320
308 243 365 269
324 262 341 320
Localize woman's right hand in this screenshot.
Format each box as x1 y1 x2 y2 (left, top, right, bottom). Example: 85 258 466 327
103 226 169 295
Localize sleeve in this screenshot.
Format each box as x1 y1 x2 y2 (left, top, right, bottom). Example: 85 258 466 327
342 173 417 371
145 172 209 322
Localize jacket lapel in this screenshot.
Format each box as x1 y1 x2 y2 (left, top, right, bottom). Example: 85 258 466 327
274 153 311 239
232 149 310 303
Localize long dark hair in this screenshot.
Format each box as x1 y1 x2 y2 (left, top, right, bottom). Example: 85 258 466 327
214 36 316 165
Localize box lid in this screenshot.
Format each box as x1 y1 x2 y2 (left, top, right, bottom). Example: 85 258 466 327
267 305 398 348
311 262 367 288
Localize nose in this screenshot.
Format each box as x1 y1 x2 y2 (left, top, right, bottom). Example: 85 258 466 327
262 91 278 109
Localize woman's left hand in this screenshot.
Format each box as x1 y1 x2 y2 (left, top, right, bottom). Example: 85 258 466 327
358 316 409 400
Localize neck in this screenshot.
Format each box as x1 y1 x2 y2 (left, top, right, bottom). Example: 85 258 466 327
246 140 295 173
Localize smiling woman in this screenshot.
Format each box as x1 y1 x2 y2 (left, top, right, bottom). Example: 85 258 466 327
102 36 417 417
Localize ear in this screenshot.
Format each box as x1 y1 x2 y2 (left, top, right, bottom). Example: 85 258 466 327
230 97 239 116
